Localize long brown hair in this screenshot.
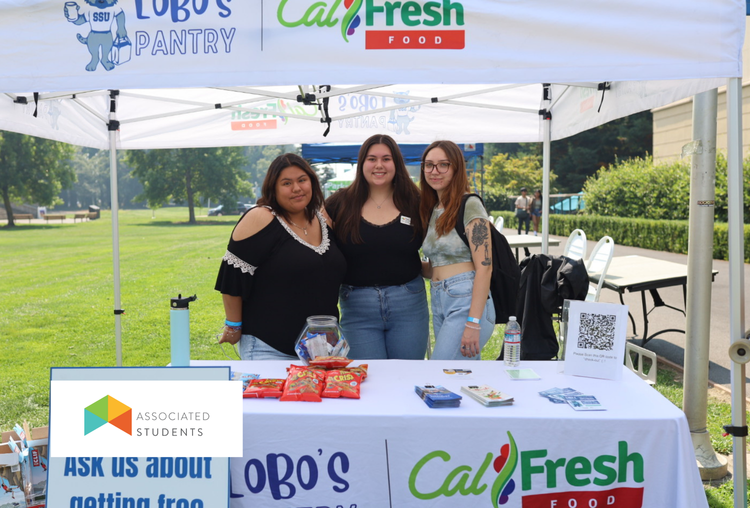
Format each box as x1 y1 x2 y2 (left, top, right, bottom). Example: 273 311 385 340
419 140 470 237
257 153 322 223
325 134 422 243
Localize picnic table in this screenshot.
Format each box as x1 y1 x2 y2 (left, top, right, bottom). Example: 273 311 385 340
588 255 719 347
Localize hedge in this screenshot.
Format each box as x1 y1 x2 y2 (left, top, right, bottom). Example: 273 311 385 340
493 211 750 263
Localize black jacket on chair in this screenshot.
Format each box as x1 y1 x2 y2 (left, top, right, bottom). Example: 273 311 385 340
499 254 589 360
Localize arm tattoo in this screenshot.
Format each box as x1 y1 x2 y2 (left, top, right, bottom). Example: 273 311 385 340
470 221 492 266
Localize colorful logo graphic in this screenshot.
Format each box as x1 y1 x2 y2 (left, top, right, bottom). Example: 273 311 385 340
63 0 131 72
408 431 518 506
490 433 518 507
277 0 465 49
84 395 132 436
342 0 362 42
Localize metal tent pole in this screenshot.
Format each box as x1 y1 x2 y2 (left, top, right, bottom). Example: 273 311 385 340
541 84 551 254
108 90 123 367
726 77 747 508
683 88 727 480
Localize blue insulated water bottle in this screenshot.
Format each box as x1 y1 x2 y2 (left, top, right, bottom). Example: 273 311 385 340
170 294 197 367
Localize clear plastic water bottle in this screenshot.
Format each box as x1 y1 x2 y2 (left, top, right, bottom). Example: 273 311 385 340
504 316 521 367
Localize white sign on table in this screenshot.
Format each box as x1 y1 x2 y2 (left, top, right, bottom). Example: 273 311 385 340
563 301 628 381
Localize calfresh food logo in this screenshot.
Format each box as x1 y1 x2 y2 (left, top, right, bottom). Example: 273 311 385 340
277 0 466 49
409 433 646 507
409 431 518 507
84 395 132 436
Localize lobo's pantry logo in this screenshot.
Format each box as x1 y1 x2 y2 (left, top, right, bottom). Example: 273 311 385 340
84 395 132 436
408 432 647 507
277 0 466 49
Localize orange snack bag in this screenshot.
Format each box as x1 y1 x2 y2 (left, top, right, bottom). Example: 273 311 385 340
322 370 362 399
280 365 326 402
243 379 285 398
308 356 353 369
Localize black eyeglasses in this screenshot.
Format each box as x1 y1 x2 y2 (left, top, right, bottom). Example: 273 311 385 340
422 161 451 173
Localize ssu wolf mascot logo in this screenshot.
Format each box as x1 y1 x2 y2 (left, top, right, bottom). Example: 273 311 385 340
64 0 129 71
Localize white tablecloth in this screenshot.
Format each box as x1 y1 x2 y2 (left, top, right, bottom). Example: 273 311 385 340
193 360 707 508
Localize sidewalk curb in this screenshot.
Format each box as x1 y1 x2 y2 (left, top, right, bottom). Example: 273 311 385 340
657 355 750 404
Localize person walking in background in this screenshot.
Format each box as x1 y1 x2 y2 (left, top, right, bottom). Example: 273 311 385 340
325 134 428 360
530 189 543 236
420 140 495 360
515 187 531 235
215 153 346 360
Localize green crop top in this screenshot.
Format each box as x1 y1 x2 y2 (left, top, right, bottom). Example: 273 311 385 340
422 196 488 268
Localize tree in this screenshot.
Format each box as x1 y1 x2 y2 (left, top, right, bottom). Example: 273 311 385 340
482 153 556 211
315 164 336 186
482 111 652 193
0 131 75 227
61 148 144 210
125 147 250 224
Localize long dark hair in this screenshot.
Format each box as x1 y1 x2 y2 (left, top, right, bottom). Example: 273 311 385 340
257 153 322 223
325 134 422 243
419 140 470 237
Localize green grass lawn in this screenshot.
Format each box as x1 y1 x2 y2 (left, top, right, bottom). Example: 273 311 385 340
0 207 746 505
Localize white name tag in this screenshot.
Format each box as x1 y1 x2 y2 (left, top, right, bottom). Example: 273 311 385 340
401 216 412 225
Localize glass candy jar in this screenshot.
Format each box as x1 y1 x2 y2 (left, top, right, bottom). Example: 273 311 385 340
294 315 349 364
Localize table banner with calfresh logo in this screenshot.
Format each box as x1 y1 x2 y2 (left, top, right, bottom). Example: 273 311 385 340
47 367 242 508
201 360 707 508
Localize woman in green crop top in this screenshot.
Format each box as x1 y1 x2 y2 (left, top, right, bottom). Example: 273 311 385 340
420 140 496 360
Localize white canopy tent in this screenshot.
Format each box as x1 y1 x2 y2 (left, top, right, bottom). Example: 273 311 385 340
0 0 747 500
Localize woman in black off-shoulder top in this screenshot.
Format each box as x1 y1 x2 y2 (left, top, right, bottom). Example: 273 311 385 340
215 153 346 360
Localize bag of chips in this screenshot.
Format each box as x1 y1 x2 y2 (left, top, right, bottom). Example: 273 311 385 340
309 356 353 369
280 366 326 402
342 364 368 382
322 370 362 399
243 379 285 398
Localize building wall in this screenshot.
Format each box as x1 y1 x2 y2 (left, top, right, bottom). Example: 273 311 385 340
652 18 750 163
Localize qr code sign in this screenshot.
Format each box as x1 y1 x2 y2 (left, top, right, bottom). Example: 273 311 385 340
577 313 617 351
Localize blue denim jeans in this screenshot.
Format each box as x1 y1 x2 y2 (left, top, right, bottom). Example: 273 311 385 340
430 271 496 360
339 275 429 360
239 334 298 361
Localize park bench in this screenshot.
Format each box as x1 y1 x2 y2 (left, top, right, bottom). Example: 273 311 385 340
13 213 33 222
73 212 89 222
43 214 66 223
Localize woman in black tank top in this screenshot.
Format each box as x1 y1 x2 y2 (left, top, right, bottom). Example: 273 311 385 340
325 134 428 360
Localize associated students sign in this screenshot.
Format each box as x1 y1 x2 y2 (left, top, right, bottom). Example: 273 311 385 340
0 0 742 92
46 368 238 508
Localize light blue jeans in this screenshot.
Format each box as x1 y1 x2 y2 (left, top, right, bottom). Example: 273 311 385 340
430 271 496 360
339 275 429 360
239 334 298 361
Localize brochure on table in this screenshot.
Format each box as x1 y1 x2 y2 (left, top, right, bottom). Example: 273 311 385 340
563 301 628 381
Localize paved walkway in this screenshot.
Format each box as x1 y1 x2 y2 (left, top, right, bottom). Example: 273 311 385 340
512 232 750 392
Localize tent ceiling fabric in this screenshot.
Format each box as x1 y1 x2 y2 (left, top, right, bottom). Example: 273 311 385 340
0 79 729 149
0 1 742 91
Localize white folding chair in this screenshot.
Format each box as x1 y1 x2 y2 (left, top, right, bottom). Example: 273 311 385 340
562 229 587 261
494 216 504 233
488 215 494 224
585 236 615 302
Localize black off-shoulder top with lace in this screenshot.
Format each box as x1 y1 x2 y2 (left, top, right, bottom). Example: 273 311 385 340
214 209 346 356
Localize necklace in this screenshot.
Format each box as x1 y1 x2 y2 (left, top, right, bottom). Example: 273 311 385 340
287 218 310 236
371 193 392 209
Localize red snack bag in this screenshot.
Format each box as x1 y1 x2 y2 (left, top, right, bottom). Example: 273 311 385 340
308 356 353 369
342 364 368 382
322 370 362 399
243 379 285 398
280 366 326 402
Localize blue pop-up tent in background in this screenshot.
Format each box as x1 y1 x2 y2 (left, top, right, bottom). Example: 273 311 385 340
302 143 483 165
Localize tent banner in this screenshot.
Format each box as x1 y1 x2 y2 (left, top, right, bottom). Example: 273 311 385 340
0 0 744 93
0 79 727 149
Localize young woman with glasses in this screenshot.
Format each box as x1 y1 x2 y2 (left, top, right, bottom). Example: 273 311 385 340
325 134 428 360
419 140 495 360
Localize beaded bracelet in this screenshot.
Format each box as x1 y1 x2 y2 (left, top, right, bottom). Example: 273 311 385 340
465 323 481 330
224 325 242 334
